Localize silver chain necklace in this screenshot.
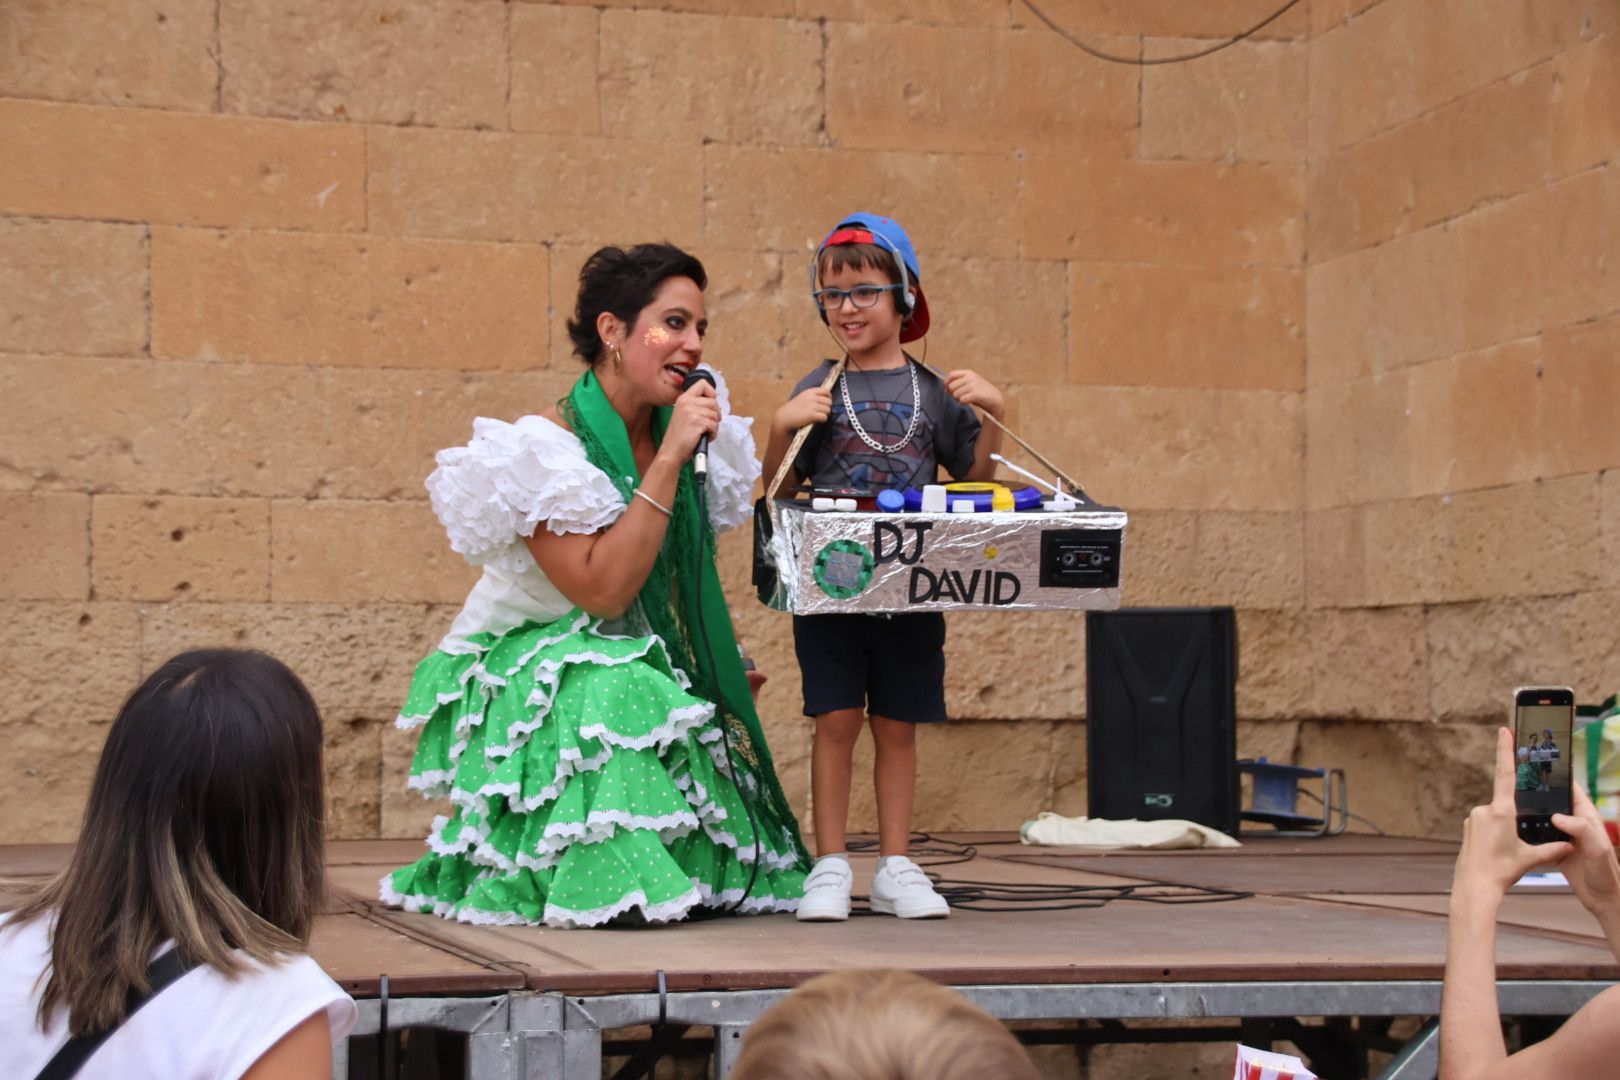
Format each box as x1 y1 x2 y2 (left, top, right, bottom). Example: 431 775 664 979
840 359 921 454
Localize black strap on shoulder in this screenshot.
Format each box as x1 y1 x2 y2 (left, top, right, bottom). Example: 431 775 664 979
32 948 200 1080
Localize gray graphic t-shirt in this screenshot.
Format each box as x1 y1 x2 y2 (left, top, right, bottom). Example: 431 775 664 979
790 358 981 492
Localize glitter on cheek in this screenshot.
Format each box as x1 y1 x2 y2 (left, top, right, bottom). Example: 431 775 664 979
643 325 670 347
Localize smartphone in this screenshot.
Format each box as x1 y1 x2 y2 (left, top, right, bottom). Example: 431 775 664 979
1513 686 1574 844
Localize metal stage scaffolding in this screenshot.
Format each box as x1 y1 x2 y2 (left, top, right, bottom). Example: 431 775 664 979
5 834 1616 1079
339 979 1611 1079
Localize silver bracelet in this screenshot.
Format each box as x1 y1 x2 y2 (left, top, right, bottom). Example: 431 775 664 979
633 488 672 517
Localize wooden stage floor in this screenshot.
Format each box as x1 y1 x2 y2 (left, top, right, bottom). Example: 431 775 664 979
4 832 1616 1000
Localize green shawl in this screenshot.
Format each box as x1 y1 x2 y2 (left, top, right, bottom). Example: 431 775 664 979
562 369 811 866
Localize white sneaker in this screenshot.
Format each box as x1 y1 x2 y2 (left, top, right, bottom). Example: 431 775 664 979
870 856 949 919
795 855 853 922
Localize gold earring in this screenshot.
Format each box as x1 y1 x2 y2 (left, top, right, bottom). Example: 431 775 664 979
610 344 624 373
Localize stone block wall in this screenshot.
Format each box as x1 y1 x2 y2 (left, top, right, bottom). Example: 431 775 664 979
0 0 1613 846
1300 0 1620 835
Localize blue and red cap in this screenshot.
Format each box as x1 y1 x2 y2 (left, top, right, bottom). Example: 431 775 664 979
814 211 931 343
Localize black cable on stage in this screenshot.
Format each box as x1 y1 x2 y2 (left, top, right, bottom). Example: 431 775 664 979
847 830 979 870
928 880 1252 912
846 878 1251 915
845 832 1250 915
1019 0 1308 67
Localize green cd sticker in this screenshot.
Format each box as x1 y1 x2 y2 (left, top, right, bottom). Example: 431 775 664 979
813 539 875 599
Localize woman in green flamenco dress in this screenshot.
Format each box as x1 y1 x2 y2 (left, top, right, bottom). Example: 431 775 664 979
382 244 811 927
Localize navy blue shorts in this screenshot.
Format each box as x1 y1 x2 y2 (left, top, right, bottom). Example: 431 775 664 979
792 612 947 724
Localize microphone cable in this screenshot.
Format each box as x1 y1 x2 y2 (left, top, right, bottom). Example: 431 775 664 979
681 370 765 917
690 488 765 915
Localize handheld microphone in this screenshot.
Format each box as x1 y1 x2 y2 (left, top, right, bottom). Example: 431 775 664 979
680 367 717 483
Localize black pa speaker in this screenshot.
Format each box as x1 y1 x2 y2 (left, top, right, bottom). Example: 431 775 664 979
1085 607 1239 835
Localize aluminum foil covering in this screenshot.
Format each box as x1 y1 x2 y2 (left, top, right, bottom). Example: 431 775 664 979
762 502 1128 615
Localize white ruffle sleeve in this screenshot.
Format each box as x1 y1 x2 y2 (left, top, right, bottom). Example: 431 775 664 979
704 368 761 534
425 415 626 573
426 372 760 573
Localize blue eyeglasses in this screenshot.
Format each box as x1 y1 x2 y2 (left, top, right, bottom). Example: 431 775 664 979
813 283 903 312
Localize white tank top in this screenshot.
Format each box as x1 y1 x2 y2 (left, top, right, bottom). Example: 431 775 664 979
0 914 357 1078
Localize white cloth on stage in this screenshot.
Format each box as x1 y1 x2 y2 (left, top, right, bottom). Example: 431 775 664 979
1018 812 1241 849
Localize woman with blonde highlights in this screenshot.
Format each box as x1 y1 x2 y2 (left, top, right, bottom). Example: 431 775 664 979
730 969 1039 1080
0 648 356 1078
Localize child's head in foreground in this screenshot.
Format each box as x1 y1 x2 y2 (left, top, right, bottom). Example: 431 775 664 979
729 968 1040 1080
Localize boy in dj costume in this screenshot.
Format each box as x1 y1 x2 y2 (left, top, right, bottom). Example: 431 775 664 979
761 213 1005 921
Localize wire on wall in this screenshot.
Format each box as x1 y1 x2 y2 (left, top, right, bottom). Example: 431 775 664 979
1017 0 1309 66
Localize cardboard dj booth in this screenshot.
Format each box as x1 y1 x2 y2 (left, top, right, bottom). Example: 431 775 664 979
755 495 1127 615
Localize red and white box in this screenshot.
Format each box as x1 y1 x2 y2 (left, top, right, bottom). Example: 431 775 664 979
1233 1045 1317 1080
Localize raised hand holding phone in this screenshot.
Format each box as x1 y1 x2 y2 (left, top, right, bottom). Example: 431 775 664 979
1442 727 1620 1080
1455 726 1573 897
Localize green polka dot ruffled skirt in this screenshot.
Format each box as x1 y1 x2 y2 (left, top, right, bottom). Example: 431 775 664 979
381 610 807 927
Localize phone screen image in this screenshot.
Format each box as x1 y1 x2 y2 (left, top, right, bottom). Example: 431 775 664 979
1514 698 1572 822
